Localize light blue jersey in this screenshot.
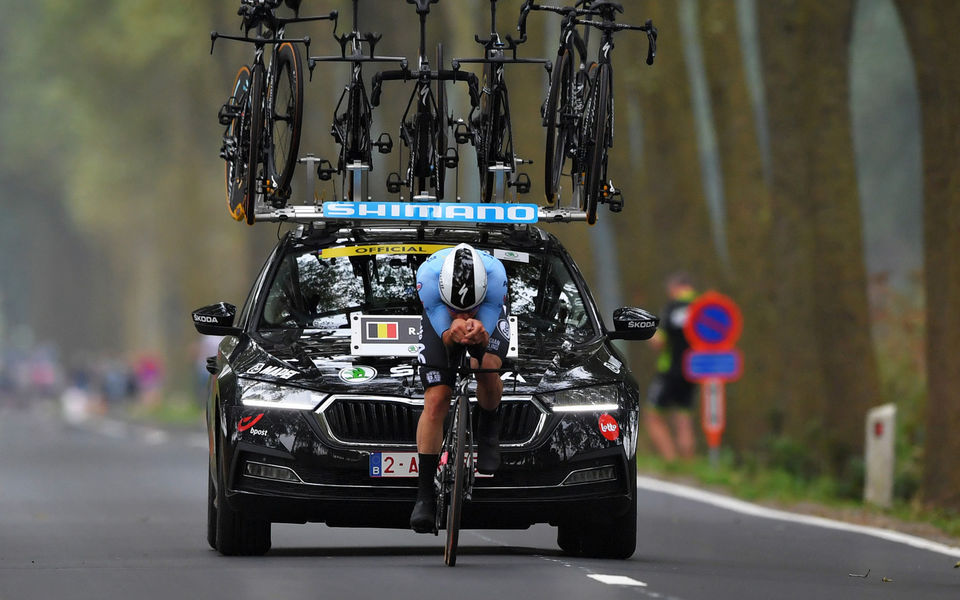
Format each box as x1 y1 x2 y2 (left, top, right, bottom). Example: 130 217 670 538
416 248 508 337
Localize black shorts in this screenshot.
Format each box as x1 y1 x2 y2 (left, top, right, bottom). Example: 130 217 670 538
646 374 696 411
419 307 511 389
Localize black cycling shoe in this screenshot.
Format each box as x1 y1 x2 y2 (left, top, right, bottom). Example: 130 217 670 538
476 408 501 474
410 496 437 534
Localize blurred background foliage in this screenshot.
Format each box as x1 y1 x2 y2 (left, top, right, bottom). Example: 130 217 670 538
0 0 957 510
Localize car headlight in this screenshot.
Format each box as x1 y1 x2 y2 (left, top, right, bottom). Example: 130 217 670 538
550 385 619 413
239 379 323 410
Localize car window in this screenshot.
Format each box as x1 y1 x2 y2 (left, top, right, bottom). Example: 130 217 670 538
260 252 422 330
257 246 597 342
504 253 596 343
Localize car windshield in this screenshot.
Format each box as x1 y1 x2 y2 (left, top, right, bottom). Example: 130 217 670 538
258 245 598 344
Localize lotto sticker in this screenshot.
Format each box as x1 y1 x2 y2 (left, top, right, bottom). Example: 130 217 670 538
598 414 620 441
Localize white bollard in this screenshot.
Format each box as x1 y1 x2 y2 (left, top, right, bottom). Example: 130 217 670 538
864 403 896 508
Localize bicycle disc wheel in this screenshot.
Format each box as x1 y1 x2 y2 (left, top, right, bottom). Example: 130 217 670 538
244 62 266 225
224 65 251 221
435 43 447 200
443 394 468 567
544 49 574 205
267 42 303 203
583 64 610 225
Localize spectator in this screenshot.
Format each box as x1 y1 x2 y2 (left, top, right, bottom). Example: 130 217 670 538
645 272 698 461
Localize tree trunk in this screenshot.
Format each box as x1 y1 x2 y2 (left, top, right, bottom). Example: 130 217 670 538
758 0 881 474
894 0 960 510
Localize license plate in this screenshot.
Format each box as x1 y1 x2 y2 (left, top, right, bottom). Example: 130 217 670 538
369 451 493 478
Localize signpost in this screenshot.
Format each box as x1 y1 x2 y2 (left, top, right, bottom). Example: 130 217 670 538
682 291 743 464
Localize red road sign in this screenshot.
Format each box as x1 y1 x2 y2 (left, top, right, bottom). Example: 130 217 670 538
683 291 743 350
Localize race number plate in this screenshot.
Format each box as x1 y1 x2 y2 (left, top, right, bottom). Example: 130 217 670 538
369 452 493 478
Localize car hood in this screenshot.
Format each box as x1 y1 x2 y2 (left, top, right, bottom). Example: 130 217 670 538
228 328 630 397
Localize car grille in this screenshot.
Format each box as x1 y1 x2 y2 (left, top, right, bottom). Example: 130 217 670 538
317 396 546 447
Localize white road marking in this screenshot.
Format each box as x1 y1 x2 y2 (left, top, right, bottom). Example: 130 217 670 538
588 574 648 587
638 475 960 559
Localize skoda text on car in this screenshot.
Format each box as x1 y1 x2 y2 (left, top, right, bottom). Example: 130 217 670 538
194 221 657 558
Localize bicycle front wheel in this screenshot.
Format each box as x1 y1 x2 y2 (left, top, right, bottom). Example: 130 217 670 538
267 42 304 203
583 64 610 225
244 62 266 225
544 48 573 205
224 65 251 221
443 394 469 567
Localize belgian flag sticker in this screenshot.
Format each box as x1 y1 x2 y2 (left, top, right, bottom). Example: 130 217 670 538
366 321 399 340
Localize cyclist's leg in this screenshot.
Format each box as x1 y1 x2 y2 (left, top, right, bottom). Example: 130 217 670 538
412 317 457 532
473 309 510 474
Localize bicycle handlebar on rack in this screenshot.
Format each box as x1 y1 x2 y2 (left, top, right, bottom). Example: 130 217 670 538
575 17 657 64
371 67 481 108
517 1 603 41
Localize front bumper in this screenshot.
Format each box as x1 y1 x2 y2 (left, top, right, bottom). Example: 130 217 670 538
217 400 638 529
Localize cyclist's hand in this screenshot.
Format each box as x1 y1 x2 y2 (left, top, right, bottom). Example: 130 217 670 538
462 319 488 346
447 318 471 345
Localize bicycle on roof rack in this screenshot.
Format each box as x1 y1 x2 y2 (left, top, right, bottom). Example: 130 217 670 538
307 0 405 202
212 0 336 225
371 0 480 202
453 0 551 203
520 0 656 224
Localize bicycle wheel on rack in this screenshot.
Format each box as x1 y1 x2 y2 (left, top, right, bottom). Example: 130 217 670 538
481 87 506 204
435 44 447 200
543 48 572 205
244 62 266 225
443 393 469 567
582 63 611 225
224 65 251 222
266 42 303 204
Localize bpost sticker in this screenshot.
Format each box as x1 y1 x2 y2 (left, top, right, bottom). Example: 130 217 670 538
321 244 452 258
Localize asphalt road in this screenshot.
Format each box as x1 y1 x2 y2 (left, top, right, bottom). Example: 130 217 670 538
1 402 958 600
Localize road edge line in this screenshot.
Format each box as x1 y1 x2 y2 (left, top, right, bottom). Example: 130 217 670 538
637 475 960 559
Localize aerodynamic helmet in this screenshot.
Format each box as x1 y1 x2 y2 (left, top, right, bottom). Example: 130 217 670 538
439 244 488 312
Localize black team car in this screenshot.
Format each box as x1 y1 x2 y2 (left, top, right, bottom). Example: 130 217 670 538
193 221 657 558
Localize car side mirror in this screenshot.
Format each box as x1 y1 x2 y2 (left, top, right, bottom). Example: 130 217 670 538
608 307 659 341
192 303 242 336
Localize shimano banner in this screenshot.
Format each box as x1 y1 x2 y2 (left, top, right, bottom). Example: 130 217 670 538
322 202 540 224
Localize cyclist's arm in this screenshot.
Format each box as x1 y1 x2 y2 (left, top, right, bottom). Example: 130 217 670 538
474 257 509 336
417 254 454 337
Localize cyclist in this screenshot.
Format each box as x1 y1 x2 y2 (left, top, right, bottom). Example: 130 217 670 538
410 243 510 533
645 272 698 461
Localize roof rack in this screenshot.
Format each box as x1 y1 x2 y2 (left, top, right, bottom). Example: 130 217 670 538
254 202 587 226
